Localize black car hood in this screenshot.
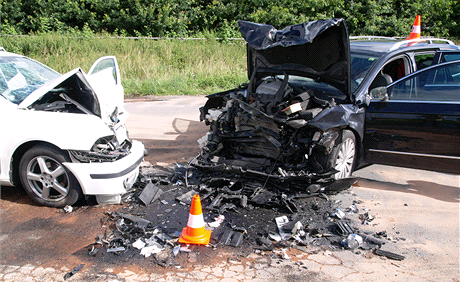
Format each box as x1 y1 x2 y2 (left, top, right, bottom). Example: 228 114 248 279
239 19 351 99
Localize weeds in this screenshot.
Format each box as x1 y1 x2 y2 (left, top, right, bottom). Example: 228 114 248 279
0 33 247 96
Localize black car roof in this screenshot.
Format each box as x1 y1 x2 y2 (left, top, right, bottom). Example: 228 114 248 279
350 38 460 56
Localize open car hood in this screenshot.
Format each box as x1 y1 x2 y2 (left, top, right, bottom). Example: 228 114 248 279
239 19 351 99
18 68 101 117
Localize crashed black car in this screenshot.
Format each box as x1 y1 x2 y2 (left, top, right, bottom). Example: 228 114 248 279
196 19 359 181
196 19 460 181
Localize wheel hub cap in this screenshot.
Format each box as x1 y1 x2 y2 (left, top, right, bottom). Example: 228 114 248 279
40 173 54 188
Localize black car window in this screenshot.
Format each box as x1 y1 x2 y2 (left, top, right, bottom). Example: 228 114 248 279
382 57 407 81
442 54 460 62
350 54 379 92
389 61 460 101
414 53 435 70
369 56 409 92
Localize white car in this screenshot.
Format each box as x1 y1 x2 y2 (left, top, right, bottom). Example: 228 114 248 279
0 48 145 207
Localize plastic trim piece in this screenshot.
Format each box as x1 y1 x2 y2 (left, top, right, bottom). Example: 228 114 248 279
90 156 143 179
369 149 460 160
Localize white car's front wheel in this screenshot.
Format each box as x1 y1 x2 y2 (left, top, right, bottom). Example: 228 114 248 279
19 144 82 207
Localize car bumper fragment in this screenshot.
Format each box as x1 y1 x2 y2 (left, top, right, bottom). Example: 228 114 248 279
63 140 145 196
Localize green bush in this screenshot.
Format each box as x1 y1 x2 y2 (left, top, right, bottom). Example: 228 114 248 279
1 0 458 38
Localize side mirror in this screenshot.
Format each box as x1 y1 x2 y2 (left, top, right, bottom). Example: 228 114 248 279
370 87 389 101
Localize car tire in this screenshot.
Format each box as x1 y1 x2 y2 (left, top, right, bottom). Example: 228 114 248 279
327 129 357 179
19 144 82 207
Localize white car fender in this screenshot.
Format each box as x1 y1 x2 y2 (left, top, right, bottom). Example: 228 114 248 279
3 109 114 151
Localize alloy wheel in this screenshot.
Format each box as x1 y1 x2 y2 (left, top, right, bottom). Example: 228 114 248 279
334 138 356 179
26 156 70 202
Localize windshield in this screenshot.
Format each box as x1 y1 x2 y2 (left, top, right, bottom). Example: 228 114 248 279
350 53 379 92
0 56 60 104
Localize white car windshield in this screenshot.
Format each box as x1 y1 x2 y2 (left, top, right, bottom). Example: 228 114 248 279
0 56 60 104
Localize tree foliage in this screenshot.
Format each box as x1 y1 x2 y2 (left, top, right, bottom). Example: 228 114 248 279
1 0 458 38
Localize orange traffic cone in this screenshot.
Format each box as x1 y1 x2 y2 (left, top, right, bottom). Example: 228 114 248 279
407 15 421 40
179 195 212 245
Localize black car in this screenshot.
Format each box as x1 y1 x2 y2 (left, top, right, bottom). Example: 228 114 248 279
196 19 459 181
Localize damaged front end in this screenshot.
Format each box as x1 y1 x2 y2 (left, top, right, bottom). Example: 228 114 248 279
194 19 364 186
21 68 136 165
69 136 132 163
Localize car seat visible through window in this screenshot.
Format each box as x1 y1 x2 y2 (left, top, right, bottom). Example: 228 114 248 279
370 71 393 90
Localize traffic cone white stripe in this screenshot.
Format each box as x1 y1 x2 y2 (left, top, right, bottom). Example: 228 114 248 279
187 213 206 229
411 25 421 33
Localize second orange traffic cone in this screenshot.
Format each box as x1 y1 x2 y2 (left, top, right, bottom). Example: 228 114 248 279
407 15 421 40
179 195 212 245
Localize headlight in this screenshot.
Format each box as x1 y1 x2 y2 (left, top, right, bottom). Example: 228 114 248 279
68 136 132 163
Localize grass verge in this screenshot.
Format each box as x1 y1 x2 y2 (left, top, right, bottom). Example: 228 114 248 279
1 34 248 96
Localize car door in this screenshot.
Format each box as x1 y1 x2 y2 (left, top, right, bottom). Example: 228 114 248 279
364 60 460 174
86 56 127 122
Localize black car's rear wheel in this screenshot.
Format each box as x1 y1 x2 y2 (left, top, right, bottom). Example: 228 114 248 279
19 144 82 207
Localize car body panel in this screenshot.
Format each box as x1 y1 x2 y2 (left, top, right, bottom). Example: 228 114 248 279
364 60 460 174
309 104 365 140
87 56 128 123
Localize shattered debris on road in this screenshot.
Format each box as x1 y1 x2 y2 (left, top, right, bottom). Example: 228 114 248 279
87 162 404 268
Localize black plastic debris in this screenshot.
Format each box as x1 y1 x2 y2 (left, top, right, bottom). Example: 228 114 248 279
361 234 384 247
207 193 248 211
250 188 277 205
336 221 354 235
176 190 198 205
219 203 238 214
118 213 151 229
138 181 164 206
323 178 357 194
257 236 273 247
374 249 405 261
64 264 84 280
220 230 244 247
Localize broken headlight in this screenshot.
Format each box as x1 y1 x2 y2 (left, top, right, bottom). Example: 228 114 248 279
69 135 132 163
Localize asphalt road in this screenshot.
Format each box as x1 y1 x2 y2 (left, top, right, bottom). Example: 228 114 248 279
0 96 458 281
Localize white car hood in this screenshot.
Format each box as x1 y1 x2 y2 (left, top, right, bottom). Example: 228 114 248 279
18 68 102 118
